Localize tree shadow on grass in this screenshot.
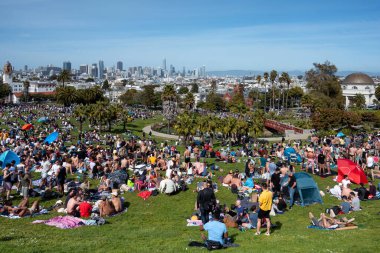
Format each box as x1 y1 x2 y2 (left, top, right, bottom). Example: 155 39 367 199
271 221 283 234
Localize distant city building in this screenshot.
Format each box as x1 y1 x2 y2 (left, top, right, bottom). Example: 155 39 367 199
162 58 167 71
91 63 98 78
117 61 123 71
98 60 104 79
341 73 376 108
63 61 71 72
79 64 88 74
24 65 28 72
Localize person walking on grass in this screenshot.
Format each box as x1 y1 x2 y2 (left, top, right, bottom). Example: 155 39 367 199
256 182 273 236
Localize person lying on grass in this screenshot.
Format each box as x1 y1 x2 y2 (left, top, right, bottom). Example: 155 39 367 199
0 198 40 217
309 212 355 229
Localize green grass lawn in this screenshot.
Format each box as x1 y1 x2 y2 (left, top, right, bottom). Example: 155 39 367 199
1 116 380 253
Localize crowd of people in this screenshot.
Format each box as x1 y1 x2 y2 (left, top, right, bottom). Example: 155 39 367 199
0 103 379 249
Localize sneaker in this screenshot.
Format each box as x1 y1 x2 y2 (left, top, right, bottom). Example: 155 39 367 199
265 232 270 236
255 232 261 236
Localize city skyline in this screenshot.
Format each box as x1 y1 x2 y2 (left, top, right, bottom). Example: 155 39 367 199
1 0 379 72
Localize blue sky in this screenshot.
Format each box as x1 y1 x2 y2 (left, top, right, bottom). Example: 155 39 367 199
1 0 379 72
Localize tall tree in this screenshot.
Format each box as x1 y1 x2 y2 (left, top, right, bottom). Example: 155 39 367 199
183 92 195 111
263 72 269 111
305 61 344 110
255 75 262 107
23 80 30 102
269 70 278 110
190 82 199 93
161 84 177 102
102 80 110 90
280 72 291 109
57 70 71 87
74 105 88 140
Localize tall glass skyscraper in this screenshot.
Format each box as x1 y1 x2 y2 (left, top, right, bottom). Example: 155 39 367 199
117 61 123 71
98 60 104 79
162 58 166 71
63 61 71 72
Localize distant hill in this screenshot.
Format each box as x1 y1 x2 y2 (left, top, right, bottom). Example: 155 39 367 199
207 70 380 77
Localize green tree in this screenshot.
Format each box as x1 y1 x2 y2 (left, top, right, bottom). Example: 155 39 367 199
190 83 199 93
178 86 189 94
119 89 139 106
205 92 225 111
161 84 177 102
269 70 278 110
0 83 12 100
118 109 134 131
255 75 262 107
183 92 195 111
102 80 110 90
56 86 79 107
305 61 344 109
174 113 196 145
142 85 156 108
74 104 88 139
280 72 291 109
375 86 380 101
57 70 71 87
288 86 304 107
229 84 246 113
263 72 269 111
351 94 366 109
23 80 30 102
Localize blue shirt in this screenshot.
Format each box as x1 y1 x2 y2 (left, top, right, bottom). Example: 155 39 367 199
244 178 254 188
260 157 267 167
204 220 227 244
269 162 277 175
341 202 351 214
248 212 258 227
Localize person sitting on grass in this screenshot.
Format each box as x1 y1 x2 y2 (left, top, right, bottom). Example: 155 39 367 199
99 195 116 217
222 170 233 187
309 212 355 229
340 196 352 215
111 192 123 213
240 205 258 230
159 176 177 195
66 195 82 217
200 211 228 250
349 192 361 211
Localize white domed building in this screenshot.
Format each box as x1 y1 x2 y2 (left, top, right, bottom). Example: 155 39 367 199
341 73 376 108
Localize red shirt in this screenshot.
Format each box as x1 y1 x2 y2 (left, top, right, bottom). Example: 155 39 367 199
79 202 92 218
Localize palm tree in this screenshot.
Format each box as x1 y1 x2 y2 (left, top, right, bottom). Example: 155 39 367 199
270 70 278 110
263 72 269 111
119 109 134 131
247 110 264 137
56 86 78 107
183 92 195 111
57 70 71 87
23 80 30 102
161 84 177 102
174 113 196 145
255 75 262 108
74 105 88 140
280 72 291 110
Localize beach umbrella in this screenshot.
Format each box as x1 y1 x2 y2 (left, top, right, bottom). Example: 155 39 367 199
21 123 33 131
44 132 59 144
38 117 49 123
0 150 20 168
336 132 345 138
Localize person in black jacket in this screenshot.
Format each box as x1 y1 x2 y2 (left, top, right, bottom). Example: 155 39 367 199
197 181 216 224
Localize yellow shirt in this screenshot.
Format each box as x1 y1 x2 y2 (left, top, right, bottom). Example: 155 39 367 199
259 189 273 211
149 156 157 164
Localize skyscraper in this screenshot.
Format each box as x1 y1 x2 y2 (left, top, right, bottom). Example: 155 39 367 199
63 61 71 72
79 64 87 74
24 65 28 72
91 63 98 78
98 60 104 79
162 58 166 71
117 61 123 71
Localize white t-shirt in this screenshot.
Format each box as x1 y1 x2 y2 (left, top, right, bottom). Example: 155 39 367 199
367 156 374 168
342 179 351 188
51 164 60 175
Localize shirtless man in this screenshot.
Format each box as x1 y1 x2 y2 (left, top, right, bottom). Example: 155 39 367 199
349 145 357 162
99 196 116 217
1 198 40 217
222 170 233 186
111 192 123 213
67 195 81 217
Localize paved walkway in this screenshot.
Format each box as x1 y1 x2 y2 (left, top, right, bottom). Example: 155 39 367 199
142 125 310 142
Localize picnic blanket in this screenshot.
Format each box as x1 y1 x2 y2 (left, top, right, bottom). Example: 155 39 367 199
137 190 152 200
108 170 129 185
308 225 358 231
33 216 86 229
0 209 49 219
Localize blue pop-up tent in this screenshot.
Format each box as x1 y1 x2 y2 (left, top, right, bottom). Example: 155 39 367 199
44 132 59 144
336 132 345 138
0 150 20 168
294 172 323 206
283 147 302 163
38 117 49 123
281 172 323 206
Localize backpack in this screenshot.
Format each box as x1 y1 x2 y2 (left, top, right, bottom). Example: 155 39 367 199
206 240 223 250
